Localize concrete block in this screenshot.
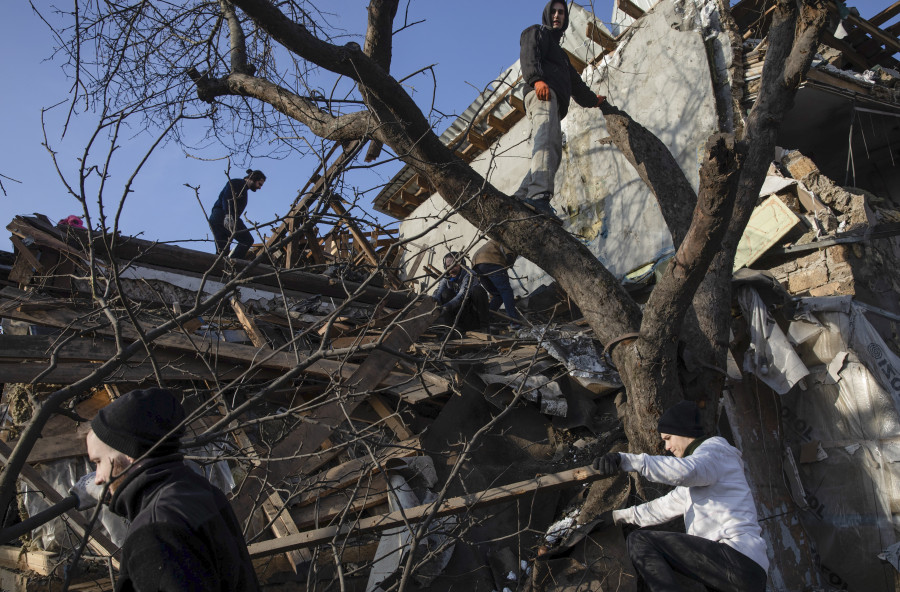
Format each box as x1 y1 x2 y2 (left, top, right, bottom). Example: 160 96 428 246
783 153 819 181
787 264 828 293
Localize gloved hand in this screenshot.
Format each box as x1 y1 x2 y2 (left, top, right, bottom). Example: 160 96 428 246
595 94 607 107
534 80 551 101
598 510 616 528
223 214 235 232
592 452 621 475
69 472 103 511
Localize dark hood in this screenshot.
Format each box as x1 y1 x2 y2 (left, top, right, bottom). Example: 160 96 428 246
108 454 185 521
542 0 569 38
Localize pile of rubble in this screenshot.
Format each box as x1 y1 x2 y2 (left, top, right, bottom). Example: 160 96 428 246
0 0 899 589
0 213 636 591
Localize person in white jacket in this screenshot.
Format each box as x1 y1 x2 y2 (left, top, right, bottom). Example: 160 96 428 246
592 401 768 592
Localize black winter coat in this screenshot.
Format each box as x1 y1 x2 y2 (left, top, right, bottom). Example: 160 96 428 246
109 455 260 592
211 179 250 218
520 1 597 118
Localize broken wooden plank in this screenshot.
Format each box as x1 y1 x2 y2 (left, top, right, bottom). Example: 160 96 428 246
0 289 444 396
0 546 59 576
229 297 269 349
871 1 900 27
616 0 645 20
287 437 419 510
9 237 44 275
369 396 413 440
509 93 526 114
290 473 389 530
0 441 119 567
260 492 310 573
586 21 617 53
230 299 437 527
248 464 611 557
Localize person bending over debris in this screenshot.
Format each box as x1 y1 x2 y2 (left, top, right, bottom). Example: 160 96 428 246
592 401 768 592
432 252 489 333
514 0 605 221
472 240 522 325
81 388 260 592
208 169 266 259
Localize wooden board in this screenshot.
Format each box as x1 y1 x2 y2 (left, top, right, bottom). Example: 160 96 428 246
230 300 437 528
248 465 612 557
0 290 446 397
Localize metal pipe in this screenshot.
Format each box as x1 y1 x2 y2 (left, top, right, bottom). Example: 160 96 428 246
0 494 78 545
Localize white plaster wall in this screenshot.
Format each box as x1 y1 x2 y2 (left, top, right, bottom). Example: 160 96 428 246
399 0 726 297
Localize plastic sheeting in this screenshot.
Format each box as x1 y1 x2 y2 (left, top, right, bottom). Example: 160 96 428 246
737 286 809 394
365 457 455 591
778 298 900 591
21 458 128 551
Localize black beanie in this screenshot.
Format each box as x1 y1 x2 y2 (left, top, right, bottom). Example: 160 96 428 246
657 401 704 438
91 388 186 459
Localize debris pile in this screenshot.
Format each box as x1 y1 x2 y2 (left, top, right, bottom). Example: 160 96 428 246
0 214 630 590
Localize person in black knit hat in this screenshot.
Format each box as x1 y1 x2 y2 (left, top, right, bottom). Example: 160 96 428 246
591 400 769 592
84 388 259 591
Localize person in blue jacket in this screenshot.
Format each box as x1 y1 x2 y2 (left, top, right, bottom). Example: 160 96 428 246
432 252 489 332
209 169 266 259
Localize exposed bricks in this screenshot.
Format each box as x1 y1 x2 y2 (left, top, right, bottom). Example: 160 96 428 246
826 245 851 265
786 263 828 293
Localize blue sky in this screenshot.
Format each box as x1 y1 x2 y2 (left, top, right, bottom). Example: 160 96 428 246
0 0 892 253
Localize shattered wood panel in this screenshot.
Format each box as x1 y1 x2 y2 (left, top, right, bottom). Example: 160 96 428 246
10 215 412 308
229 299 437 527
287 438 419 510
0 289 446 396
290 473 389 530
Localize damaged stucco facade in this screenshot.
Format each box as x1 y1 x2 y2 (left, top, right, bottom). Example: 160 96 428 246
398 0 729 291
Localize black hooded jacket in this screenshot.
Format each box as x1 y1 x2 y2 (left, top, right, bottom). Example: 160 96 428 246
108 455 260 592
520 1 597 118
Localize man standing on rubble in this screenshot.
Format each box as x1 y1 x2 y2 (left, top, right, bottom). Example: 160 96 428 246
592 401 769 591
208 169 266 259
514 1 606 221
82 388 260 591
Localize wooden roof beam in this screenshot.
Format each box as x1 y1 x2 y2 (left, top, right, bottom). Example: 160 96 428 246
617 0 645 21
870 1 900 27
587 21 618 53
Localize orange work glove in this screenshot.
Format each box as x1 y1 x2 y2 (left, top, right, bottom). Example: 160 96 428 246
596 94 606 107
534 80 551 101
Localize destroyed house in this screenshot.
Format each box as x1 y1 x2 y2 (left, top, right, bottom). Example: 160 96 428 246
1 0 900 590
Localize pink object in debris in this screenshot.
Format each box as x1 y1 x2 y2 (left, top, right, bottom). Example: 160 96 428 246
58 215 85 228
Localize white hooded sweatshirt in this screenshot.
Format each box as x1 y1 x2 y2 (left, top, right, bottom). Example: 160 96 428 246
612 436 769 572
